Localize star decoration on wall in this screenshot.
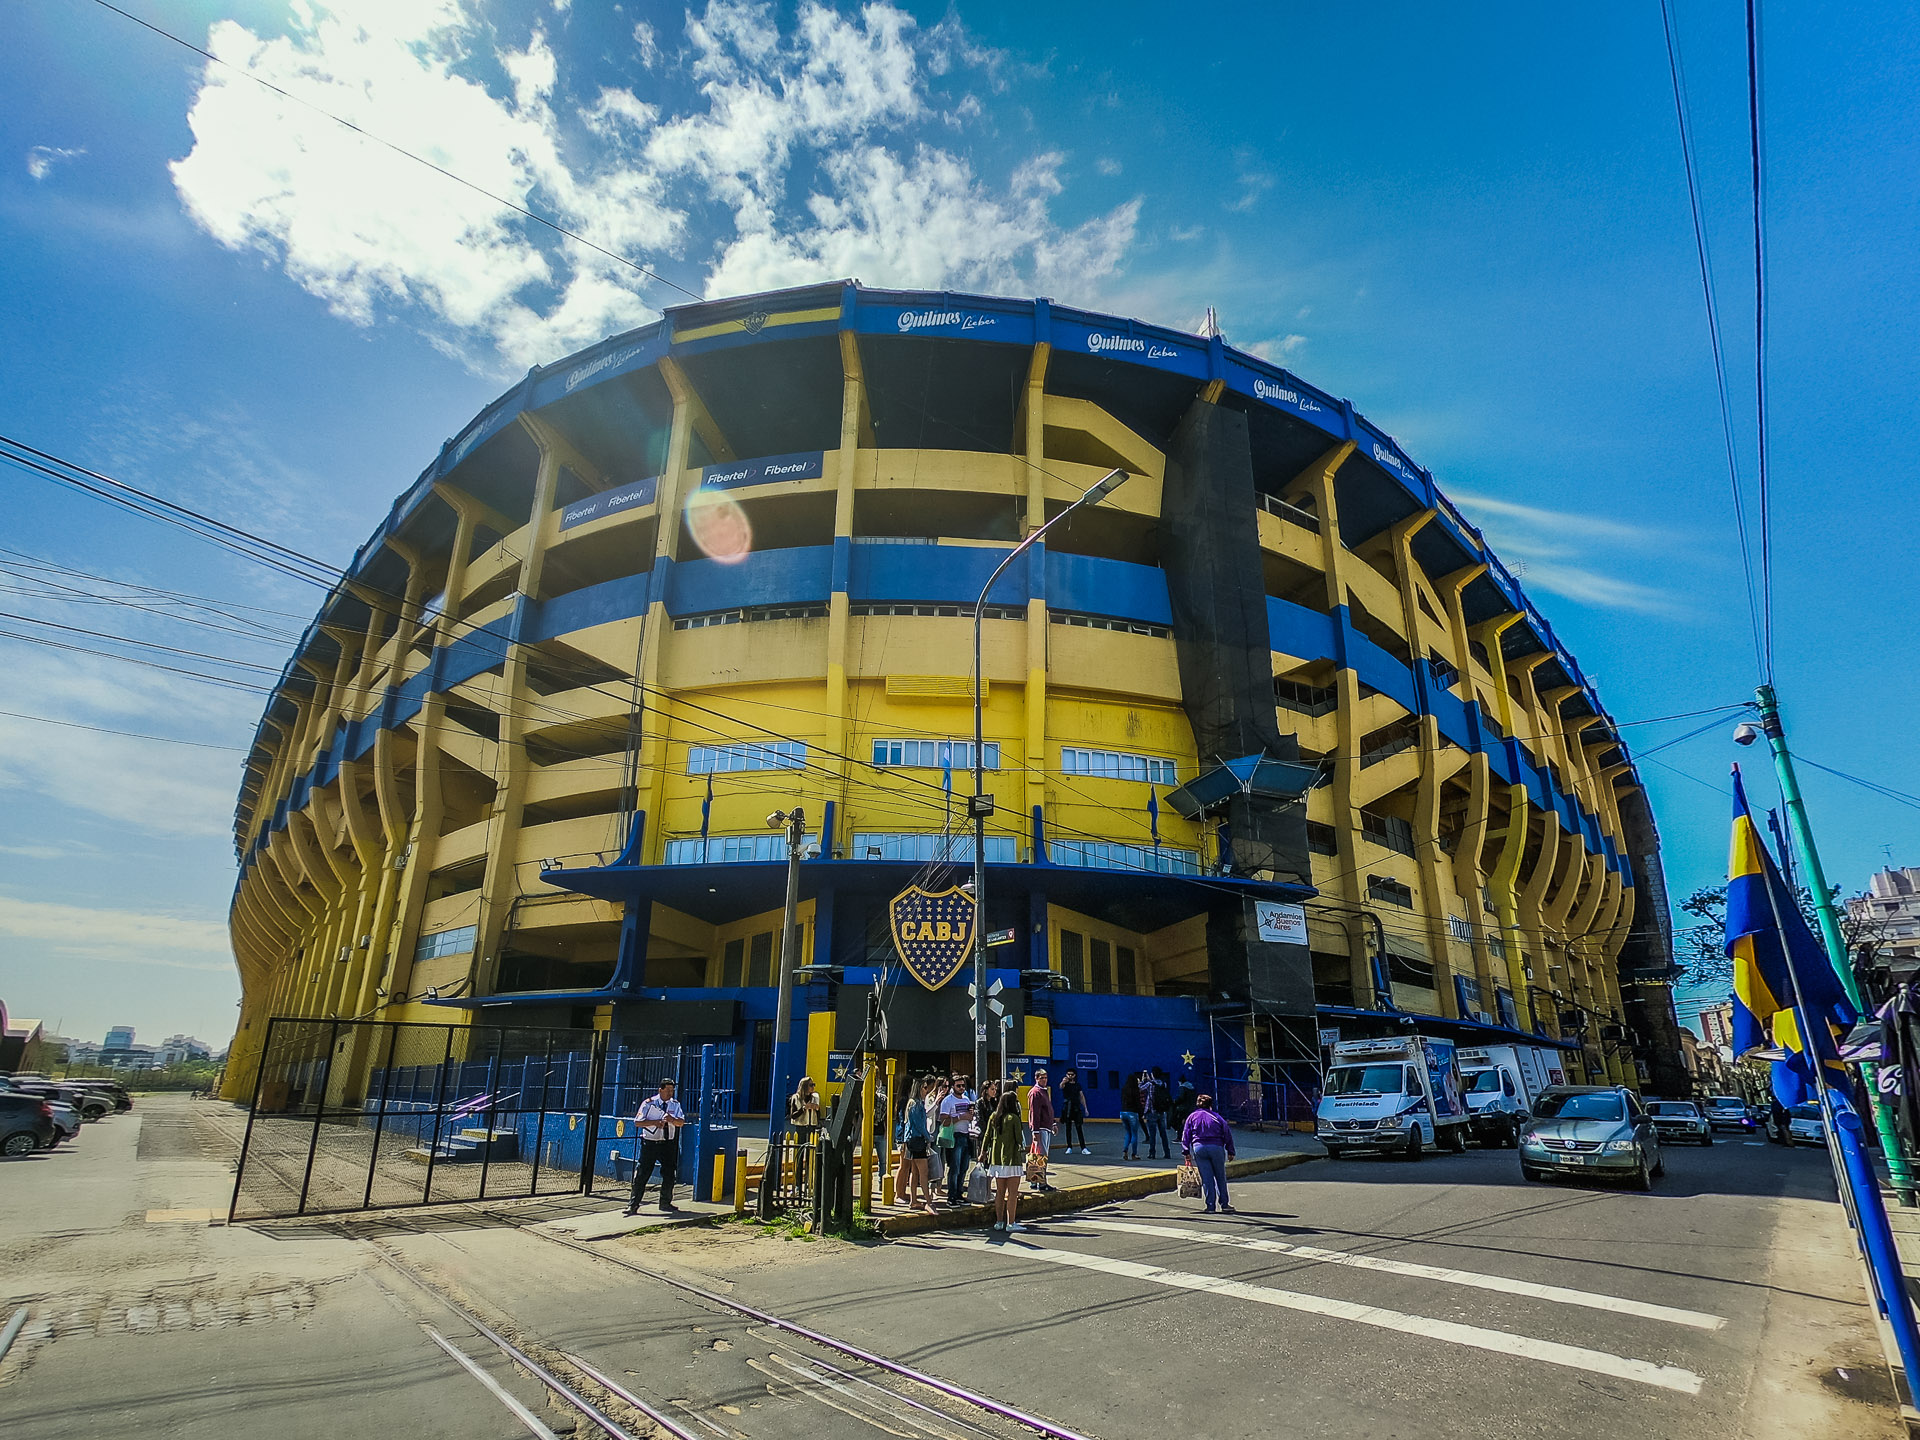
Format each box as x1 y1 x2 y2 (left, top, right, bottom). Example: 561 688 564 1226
1180 1050 1196 1066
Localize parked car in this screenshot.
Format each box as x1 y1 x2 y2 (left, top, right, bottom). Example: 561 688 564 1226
8 1080 112 1122
1646 1100 1713 1146
63 1080 131 1115
1787 1102 1829 1146
1519 1086 1664 1189
0 1092 57 1156
1703 1095 1755 1132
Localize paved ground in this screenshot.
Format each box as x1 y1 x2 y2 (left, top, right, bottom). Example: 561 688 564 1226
0 1096 1901 1438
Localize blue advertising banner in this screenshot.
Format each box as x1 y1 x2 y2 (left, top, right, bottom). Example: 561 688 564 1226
855 302 1032 344
558 474 658 531
699 451 825 490
1222 356 1342 436
1051 317 1208 378
530 332 667 411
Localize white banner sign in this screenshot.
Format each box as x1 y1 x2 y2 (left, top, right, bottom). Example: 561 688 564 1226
1254 901 1309 945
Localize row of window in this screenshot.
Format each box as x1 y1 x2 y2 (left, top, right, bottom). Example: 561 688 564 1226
1059 928 1138 995
672 604 828 630
852 832 1020 863
662 831 1201 874
688 740 807 774
849 602 1025 620
1050 839 1201 876
665 833 815 865
414 924 477 963
1060 747 1179 786
871 739 999 770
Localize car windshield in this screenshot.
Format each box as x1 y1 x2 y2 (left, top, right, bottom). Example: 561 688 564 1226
1648 1103 1698 1117
1533 1092 1625 1122
1466 1071 1503 1093
1710 1097 1743 1108
1791 1104 1822 1121
1325 1065 1407 1096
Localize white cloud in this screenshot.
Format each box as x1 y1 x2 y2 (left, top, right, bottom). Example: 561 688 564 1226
1094 156 1121 177
1245 334 1307 361
1446 490 1685 616
0 894 233 973
168 1 1138 374
26 145 84 181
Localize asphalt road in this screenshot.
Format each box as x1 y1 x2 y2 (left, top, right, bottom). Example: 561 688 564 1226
0 1097 1901 1440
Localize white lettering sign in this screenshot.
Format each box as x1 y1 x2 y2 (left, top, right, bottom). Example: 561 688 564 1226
1254 901 1309 946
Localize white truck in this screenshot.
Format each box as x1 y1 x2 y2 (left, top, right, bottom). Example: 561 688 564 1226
1315 1035 1469 1159
1455 1043 1560 1147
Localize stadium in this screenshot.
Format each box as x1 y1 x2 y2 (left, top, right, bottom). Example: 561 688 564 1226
219 282 1684 1113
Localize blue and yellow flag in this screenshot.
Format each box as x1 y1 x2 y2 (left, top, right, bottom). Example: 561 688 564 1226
1726 767 1854 1103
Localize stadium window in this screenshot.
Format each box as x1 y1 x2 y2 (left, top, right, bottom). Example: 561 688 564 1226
1048 611 1171 638
665 833 813 864
1387 947 1436 989
851 832 1018 863
870 739 1000 770
1060 746 1179 786
748 931 773 987
722 938 744 987
1049 839 1200 875
1359 809 1417 858
414 925 478 963
1306 821 1339 857
1366 875 1415 909
1090 938 1113 993
687 740 806 775
1117 945 1138 994
673 604 828 630
1274 677 1338 717
1059 929 1085 991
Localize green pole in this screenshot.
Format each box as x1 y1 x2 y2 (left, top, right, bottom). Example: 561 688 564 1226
1756 684 1915 1205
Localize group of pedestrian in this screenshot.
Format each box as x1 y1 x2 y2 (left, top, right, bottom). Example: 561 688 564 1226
1119 1066 1195 1160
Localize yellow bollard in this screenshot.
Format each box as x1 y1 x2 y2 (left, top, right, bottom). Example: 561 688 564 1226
712 1152 725 1204
733 1147 747 1215
860 1062 877 1212
881 1057 898 1207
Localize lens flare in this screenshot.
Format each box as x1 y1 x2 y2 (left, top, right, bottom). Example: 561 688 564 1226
685 487 753 564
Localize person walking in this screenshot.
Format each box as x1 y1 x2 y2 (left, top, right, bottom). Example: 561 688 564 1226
1144 1067 1173 1159
1058 1068 1089 1153
1180 1092 1236 1214
1026 1068 1057 1192
787 1075 823 1192
894 1077 935 1210
981 1089 1028 1233
1172 1071 1197 1131
941 1074 976 1206
626 1077 686 1215
1119 1070 1144 1160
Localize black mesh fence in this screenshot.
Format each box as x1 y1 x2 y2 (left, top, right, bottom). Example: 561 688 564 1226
231 1017 606 1221
231 1017 741 1220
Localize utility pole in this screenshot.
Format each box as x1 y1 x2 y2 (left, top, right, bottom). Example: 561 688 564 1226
766 806 806 1133
1755 685 1915 1204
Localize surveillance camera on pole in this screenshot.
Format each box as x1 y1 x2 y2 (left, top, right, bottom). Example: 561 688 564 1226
1732 722 1760 747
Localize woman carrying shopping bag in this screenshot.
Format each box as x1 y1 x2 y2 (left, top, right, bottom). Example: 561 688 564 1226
1179 1093 1237 1214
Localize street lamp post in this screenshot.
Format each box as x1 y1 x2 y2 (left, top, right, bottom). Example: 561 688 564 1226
969 468 1129 1086
766 805 806 1129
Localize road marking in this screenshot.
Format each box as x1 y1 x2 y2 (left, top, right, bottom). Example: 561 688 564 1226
937 1238 1703 1396
423 1325 559 1439
1078 1220 1725 1331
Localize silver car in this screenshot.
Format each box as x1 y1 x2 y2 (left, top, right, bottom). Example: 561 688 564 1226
1646 1100 1713 1146
1786 1102 1828 1147
1519 1086 1663 1189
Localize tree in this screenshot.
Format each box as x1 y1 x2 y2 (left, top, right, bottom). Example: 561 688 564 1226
1674 879 1843 990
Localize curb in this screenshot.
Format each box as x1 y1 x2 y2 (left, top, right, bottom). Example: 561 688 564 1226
875 1150 1319 1237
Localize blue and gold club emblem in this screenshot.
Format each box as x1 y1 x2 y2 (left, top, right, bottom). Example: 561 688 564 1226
889 883 976 991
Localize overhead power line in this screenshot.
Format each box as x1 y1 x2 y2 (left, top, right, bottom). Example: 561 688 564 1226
0 707 246 753
1745 0 1775 681
1658 0 1766 677
90 0 705 305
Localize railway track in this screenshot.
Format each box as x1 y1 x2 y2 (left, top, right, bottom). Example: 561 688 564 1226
367 1225 1095 1440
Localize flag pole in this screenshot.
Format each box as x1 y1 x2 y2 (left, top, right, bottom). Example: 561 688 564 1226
1755 686 1915 1204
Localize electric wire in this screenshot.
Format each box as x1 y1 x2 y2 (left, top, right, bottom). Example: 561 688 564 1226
1658 0 1767 676
0 707 247 752
88 0 704 306
1745 0 1775 680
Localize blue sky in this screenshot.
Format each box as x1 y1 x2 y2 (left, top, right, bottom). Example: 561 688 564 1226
1 1 1914 1047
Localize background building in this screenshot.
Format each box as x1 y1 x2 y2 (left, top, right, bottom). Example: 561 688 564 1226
1850 865 1920 998
221 284 1682 1106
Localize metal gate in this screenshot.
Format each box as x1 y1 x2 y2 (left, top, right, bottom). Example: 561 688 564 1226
229 1018 735 1221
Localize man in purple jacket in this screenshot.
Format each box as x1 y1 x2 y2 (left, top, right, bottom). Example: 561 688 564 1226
1180 1094 1236 1214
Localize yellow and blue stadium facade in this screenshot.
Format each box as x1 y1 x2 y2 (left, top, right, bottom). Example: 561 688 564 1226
220 282 1686 1110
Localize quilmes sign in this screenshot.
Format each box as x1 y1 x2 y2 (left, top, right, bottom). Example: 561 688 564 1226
893 307 1003 335
889 883 977 992
699 451 825 491
558 474 658 531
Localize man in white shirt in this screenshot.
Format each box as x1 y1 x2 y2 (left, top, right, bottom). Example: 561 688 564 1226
938 1075 976 1207
626 1078 686 1215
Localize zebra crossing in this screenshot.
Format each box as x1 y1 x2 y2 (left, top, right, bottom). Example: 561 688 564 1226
934 1215 1724 1397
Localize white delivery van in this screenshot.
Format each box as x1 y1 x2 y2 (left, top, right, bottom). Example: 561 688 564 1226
1315 1035 1469 1159
1455 1043 1557 1146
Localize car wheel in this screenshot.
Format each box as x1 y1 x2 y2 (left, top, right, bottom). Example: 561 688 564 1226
1702 1134 1713 1146
2 1131 37 1157
1651 1148 1665 1179
1404 1127 1423 1161
1444 1125 1466 1154
1326 1149 1344 1160
1520 1162 1546 1183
